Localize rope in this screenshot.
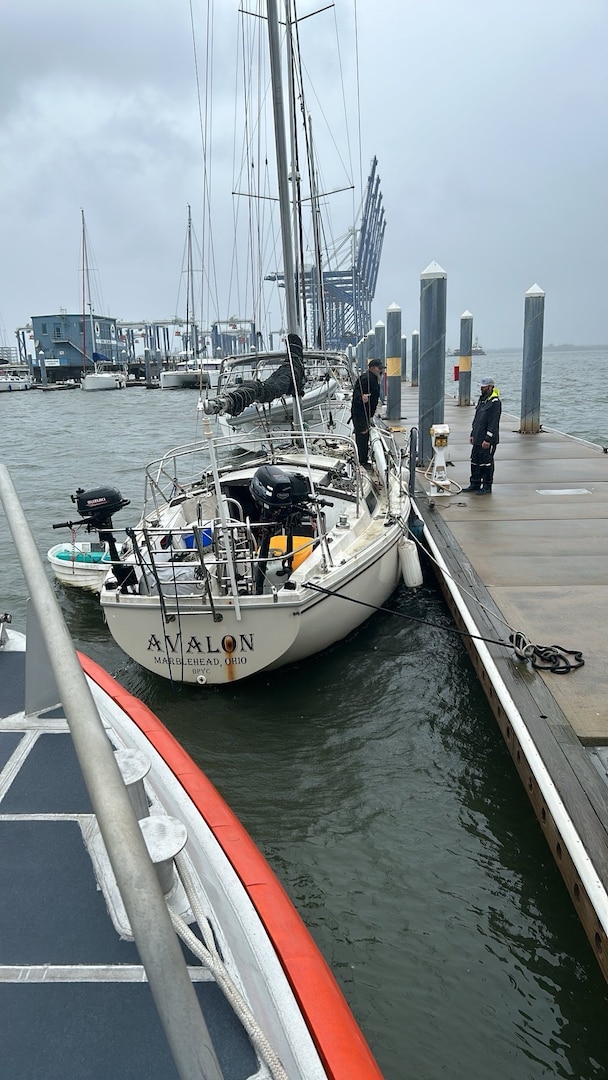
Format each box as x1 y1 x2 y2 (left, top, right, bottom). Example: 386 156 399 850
303 579 585 674
509 633 585 674
172 852 289 1080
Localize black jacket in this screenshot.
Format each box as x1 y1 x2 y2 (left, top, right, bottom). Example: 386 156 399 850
351 370 380 426
471 389 501 446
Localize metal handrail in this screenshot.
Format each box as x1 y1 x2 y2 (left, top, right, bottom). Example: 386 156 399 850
0 464 223 1080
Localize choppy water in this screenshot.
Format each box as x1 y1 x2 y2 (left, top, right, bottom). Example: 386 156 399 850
2 350 608 1079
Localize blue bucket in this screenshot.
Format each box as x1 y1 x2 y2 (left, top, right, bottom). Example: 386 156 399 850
184 527 213 550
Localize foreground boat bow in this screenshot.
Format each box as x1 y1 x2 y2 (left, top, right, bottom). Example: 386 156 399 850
0 463 383 1079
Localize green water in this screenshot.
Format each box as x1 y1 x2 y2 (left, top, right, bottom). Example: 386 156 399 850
2 368 608 1078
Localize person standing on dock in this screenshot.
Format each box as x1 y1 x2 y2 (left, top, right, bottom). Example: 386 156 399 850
463 377 502 495
351 360 383 466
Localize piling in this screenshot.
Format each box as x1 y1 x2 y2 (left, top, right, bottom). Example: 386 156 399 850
401 335 407 381
38 351 47 386
418 262 447 464
520 284 545 434
457 310 473 406
356 337 366 373
385 304 402 421
411 330 419 387
366 329 376 370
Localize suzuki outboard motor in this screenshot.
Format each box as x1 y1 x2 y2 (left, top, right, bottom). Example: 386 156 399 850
249 465 310 516
52 487 134 589
73 487 130 529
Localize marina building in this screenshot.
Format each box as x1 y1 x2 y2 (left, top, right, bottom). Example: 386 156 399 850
22 311 124 382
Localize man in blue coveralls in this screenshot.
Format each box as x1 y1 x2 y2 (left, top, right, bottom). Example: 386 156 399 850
463 377 502 495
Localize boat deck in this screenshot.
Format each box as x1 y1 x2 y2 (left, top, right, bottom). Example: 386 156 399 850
0 651 256 1080
391 382 608 980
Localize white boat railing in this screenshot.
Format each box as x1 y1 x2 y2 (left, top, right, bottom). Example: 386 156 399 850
125 519 321 600
141 428 361 515
0 464 223 1080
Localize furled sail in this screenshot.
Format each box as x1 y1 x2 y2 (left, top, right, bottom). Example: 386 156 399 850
204 333 305 417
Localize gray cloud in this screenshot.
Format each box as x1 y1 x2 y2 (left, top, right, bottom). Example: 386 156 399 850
1 0 606 350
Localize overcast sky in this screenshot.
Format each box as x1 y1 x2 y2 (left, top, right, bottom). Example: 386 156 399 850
1 0 606 351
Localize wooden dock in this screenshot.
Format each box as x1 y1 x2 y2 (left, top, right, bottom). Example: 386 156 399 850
392 382 608 980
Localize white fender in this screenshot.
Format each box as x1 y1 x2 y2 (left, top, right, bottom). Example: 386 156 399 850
398 536 423 587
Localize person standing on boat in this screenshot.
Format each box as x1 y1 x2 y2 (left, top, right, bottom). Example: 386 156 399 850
351 360 383 466
463 377 502 495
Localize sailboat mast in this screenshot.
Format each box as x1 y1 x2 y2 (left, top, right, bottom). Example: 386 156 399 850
80 210 87 367
308 113 326 352
185 205 195 357
266 0 301 338
81 210 97 364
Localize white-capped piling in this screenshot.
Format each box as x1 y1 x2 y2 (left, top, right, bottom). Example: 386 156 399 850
411 330 419 386
520 284 545 433
457 310 473 406
356 336 366 373
38 350 47 386
386 304 402 421
418 262 447 464
374 320 385 364
366 328 376 368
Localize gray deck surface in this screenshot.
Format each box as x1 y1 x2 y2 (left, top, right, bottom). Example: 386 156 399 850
397 383 608 742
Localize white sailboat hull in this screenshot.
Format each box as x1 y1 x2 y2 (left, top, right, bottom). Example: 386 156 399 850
160 368 212 390
81 370 127 391
99 427 415 686
102 531 401 684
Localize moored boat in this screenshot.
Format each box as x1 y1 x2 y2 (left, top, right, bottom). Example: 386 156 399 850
0 462 384 1080
160 359 212 391
97 0 422 686
0 364 33 392
81 362 127 391
98 415 420 686
47 486 130 592
206 347 353 447
47 540 112 591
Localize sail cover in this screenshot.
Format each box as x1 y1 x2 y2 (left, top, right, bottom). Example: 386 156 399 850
205 334 305 417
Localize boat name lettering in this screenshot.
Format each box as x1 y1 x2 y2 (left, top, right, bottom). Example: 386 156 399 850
147 632 255 656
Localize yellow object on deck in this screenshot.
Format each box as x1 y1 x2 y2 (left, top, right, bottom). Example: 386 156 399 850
269 535 314 569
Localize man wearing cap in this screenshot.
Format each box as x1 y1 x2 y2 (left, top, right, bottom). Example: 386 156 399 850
350 360 383 466
463 377 502 494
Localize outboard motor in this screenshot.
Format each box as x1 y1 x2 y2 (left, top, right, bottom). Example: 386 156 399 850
249 465 310 517
249 465 313 594
72 486 130 529
52 487 134 589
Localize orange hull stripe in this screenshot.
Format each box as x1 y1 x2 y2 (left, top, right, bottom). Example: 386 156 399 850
78 652 383 1080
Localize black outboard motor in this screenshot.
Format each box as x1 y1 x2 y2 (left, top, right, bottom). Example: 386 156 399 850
249 465 310 516
249 465 313 594
72 487 130 529
52 486 134 589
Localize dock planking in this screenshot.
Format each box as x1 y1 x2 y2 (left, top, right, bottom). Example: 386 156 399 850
392 382 608 980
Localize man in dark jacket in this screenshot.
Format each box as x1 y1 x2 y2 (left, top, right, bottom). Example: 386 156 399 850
350 360 383 466
463 377 502 494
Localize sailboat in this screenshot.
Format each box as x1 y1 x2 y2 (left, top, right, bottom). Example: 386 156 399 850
205 344 353 448
161 206 212 392
201 6 355 444
79 211 127 392
97 0 421 686
1 463 384 1079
